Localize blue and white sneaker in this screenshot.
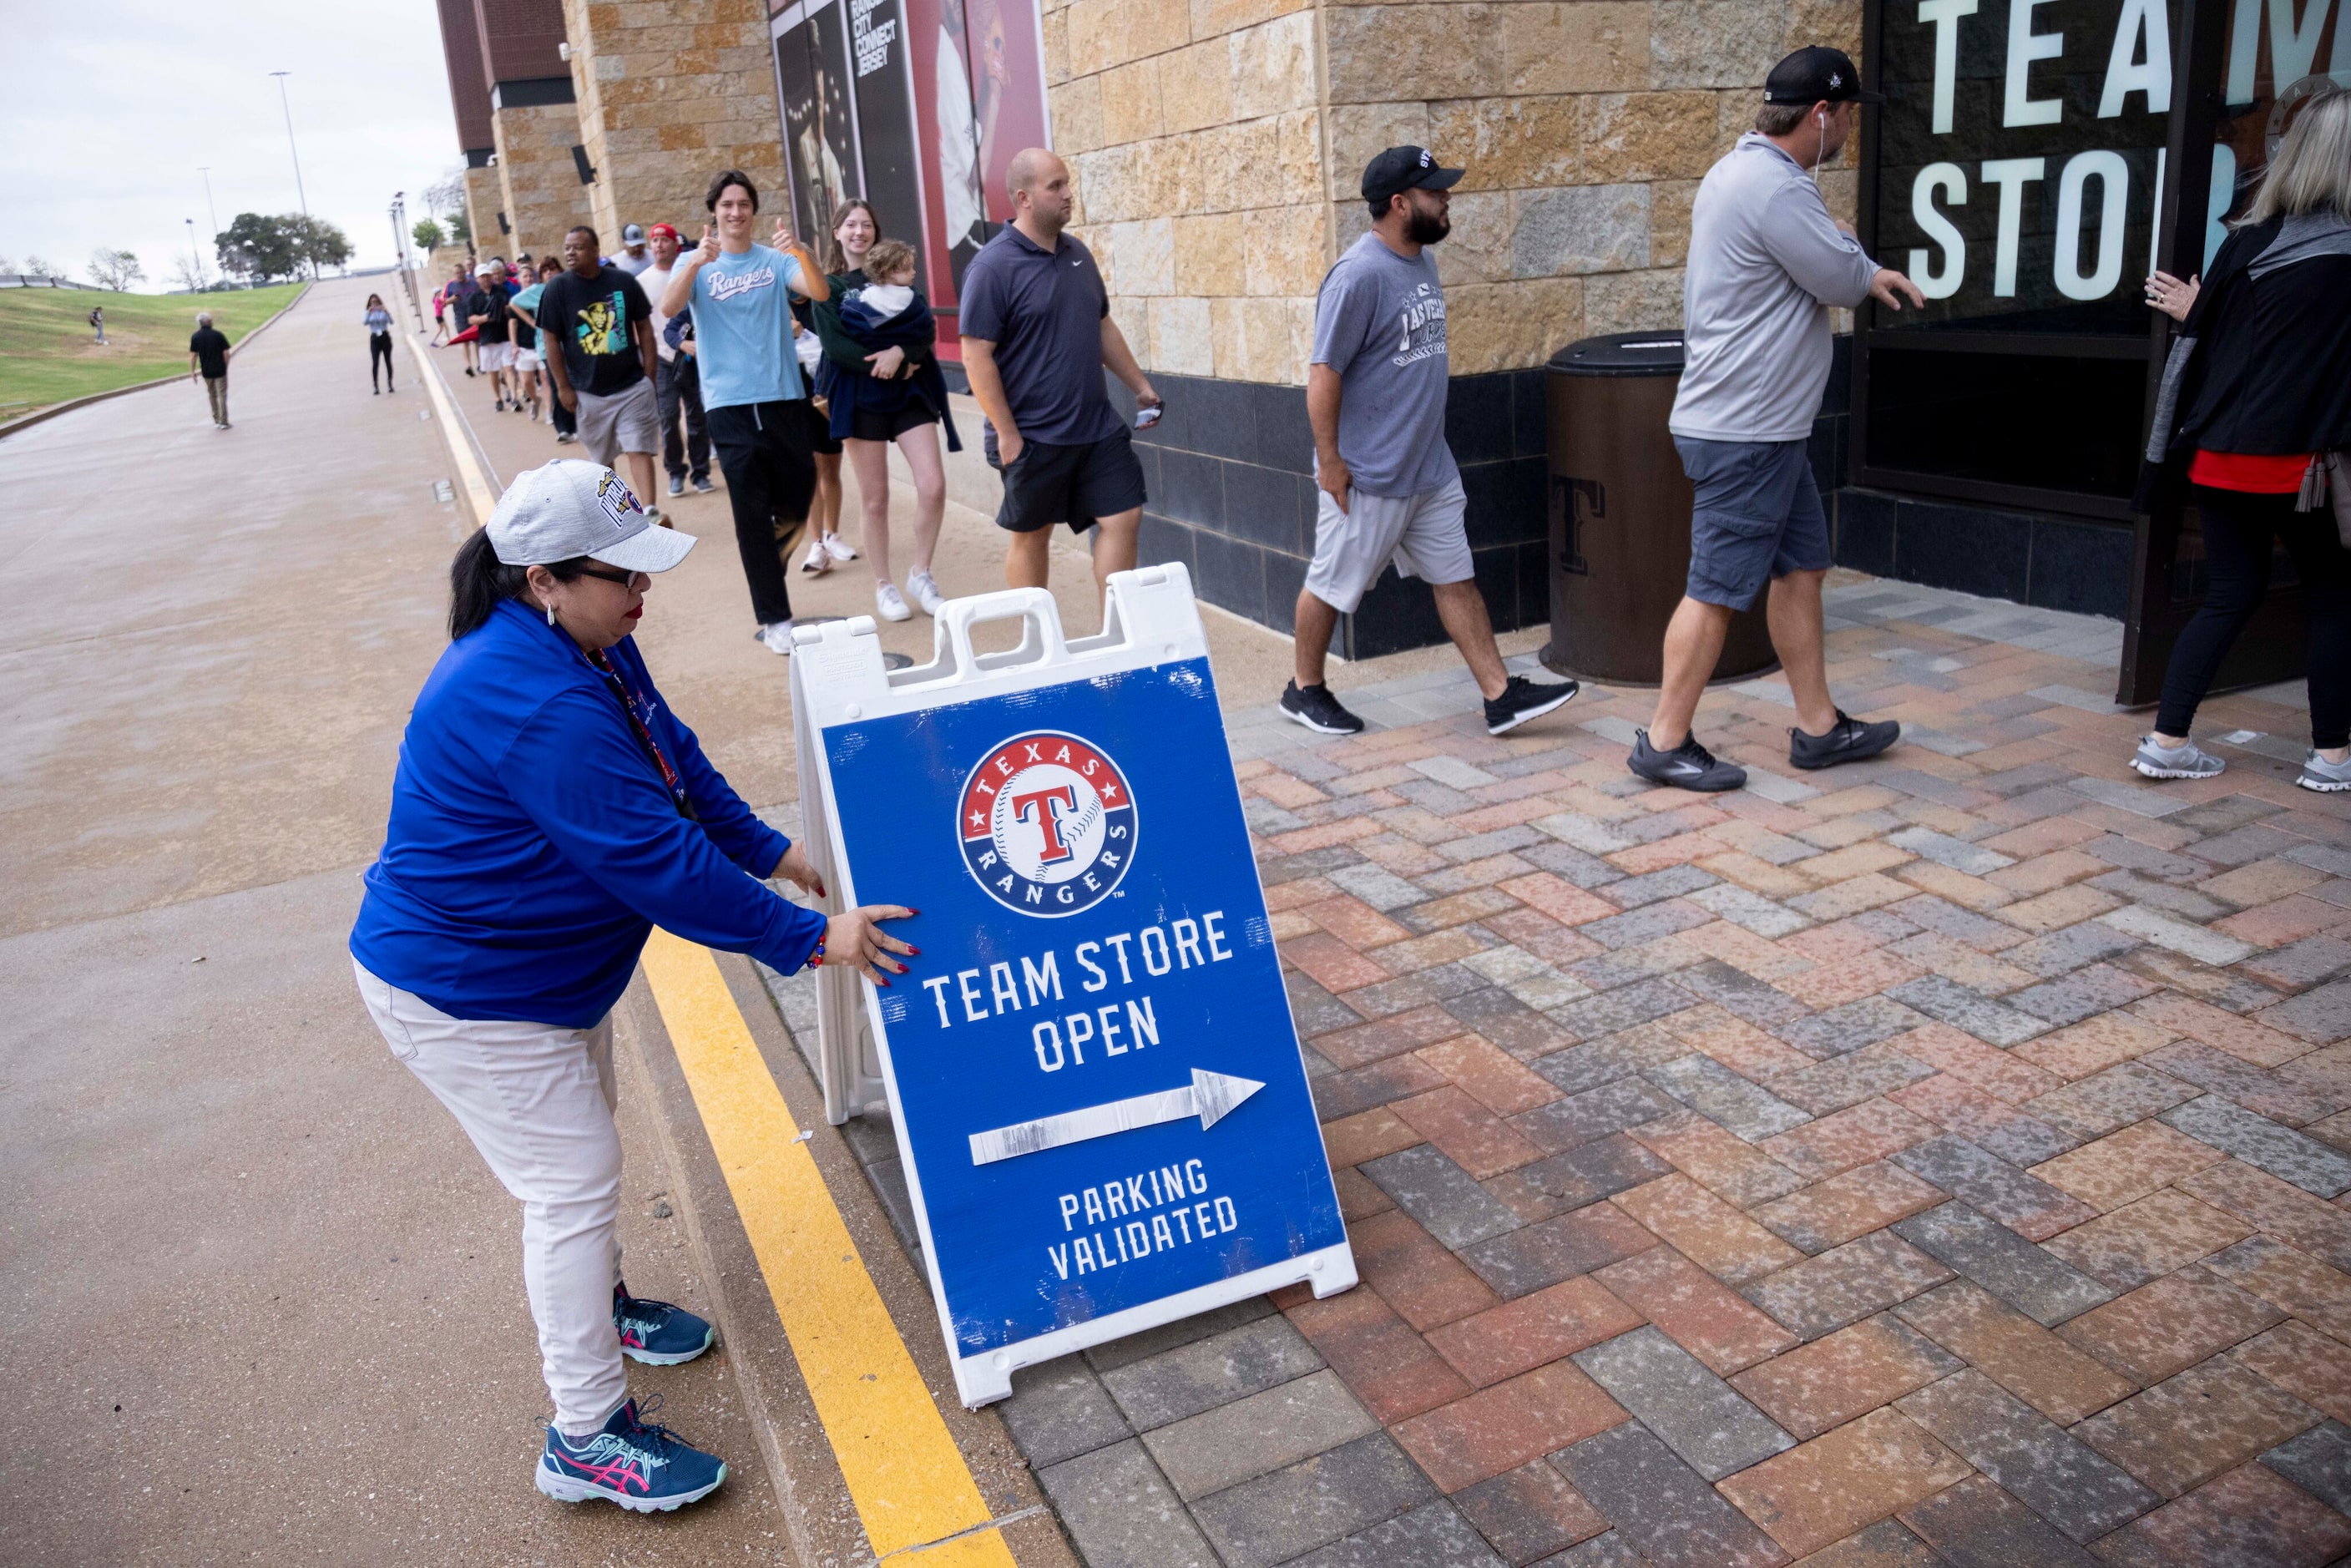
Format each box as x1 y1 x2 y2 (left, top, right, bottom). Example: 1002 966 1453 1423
614 1281 715 1365
2130 735 2226 780
537 1396 727 1511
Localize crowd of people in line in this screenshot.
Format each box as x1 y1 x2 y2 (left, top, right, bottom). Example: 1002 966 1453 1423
341 53 2351 1521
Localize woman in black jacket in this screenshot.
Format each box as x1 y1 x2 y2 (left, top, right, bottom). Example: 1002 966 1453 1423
2137 89 2351 794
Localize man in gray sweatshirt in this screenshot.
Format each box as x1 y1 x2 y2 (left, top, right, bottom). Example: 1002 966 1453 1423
1631 47 1926 792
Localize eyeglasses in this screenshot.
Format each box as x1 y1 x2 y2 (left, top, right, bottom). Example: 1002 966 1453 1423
574 564 649 589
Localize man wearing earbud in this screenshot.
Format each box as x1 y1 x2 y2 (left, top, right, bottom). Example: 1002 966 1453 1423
1630 46 1927 792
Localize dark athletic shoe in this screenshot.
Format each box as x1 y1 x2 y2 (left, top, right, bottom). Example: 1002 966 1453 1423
614 1281 714 1365
1789 710 1901 771
1629 730 1747 792
1280 680 1365 736
1484 675 1579 736
692 476 715 493
537 1396 726 1512
667 474 685 497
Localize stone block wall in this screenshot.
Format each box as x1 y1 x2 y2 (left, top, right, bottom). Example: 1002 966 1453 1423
559 0 790 244
493 99 596 260
463 164 504 258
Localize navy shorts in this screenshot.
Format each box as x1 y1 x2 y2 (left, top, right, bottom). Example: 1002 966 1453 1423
1676 435 1831 610
988 426 1148 534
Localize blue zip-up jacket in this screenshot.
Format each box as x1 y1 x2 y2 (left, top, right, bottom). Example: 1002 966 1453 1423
350 598 824 1027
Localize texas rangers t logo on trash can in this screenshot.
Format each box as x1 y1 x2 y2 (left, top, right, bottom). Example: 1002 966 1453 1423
958 731 1137 916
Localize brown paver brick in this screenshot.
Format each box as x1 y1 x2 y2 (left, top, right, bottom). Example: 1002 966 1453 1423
2091 1461 2351 1568
2200 858 2333 907
1317 1004 1470 1070
1792 843 1919 885
1629 1110 1810 1206
1594 1245 1800 1375
1612 833 1733 874
1895 1023 2063 1105
1270 909 1321 942
2055 1268 2285 1385
1282 1282 1472 1424
2235 1319 2351 1424
1786 917 1908 964
1998 883 2125 933
1752 1162 1949 1254
1480 907 1607 971
1790 874 1917 921
1613 1174 1807 1284
1418 1034 1561 1118
2178 1159 2351 1272
1393 1085 1545 1179
1717 1407 1972 1560
1451 1458 1610 1565
1807 785 1905 818
1322 1107 1423 1167
1391 1359 1628 1494
1351 1208 1503 1332
1985 848 2106 897
1266 875 1340 912
1267 816 1383 855
1703 850 1820 899
1783 1516 1946 1565
1409 887 1525 931
1425 1276 1644 1388
2040 1190 2252 1291
1895 861 2018 913
1893 1281 2137 1424
1981 817 2105 857
2215 895 2351 950
1888 1075 2067 1164
2075 1357 2320 1498
2015 1010 2176 1080
2131 991 2309 1069
1763 1100 1941 1182
1333 1166 1396 1222
1665 1005 1820 1081
1369 927 1497 975
1298 894 1413 949
2030 1121 2230 1211
1777 951 1929 1011
1730 1318 1964 1441
2203 1236 2351 1340
1247 770 1329 808
1283 931 1393 994
1886 933 2036 994
1897 1472 2101 1565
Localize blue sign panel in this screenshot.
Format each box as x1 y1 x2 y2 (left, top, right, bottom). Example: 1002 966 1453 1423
823 658 1347 1359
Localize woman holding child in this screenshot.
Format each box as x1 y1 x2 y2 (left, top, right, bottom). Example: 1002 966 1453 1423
807 200 960 622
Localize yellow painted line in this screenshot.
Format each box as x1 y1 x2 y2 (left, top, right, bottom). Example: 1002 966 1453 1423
639 930 1014 1565
402 329 498 526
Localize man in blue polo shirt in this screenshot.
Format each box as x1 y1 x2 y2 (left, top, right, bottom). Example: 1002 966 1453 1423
660 169 830 654
958 148 1160 607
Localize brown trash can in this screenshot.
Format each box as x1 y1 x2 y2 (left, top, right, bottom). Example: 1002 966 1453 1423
1540 332 1778 686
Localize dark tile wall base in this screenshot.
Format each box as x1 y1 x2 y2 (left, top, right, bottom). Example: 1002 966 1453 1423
1828 489 2136 620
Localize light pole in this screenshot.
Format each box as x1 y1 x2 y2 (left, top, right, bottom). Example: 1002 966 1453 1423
269 71 315 278
186 217 206 290
198 166 220 274
390 191 420 326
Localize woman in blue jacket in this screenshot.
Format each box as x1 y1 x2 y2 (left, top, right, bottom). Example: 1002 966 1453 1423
350 459 914 1512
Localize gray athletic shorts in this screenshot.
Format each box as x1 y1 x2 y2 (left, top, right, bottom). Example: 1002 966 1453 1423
1303 475 1475 615
1676 435 1831 610
577 378 660 465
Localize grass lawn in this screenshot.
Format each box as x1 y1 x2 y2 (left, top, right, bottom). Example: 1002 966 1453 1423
0 285 306 420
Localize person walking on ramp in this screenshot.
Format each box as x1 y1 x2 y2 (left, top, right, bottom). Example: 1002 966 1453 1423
1281 146 1578 738
1629 48 1924 792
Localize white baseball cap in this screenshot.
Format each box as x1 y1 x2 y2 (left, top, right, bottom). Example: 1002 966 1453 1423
487 460 697 574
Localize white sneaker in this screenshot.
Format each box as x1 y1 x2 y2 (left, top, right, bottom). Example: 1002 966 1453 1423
757 620 796 655
642 506 665 528
875 582 913 622
822 532 859 563
908 568 946 616
799 538 832 575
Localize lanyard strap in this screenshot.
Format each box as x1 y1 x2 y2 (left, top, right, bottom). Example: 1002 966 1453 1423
582 647 698 822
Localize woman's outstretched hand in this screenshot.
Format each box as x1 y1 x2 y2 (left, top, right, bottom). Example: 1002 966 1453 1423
773 842 827 900
824 905 917 984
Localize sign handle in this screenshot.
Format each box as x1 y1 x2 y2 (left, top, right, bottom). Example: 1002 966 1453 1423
936 588 1069 681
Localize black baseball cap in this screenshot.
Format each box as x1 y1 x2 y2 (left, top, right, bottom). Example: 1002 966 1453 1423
1363 145 1464 205
1762 46 1883 105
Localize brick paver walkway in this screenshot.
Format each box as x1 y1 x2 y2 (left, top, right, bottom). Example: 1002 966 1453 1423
774 585 2351 1567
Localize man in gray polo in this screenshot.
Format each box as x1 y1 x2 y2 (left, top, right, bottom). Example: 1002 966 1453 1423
1631 47 1924 792
1282 146 1577 738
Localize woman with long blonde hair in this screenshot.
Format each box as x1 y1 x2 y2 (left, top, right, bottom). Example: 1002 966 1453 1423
2138 87 2351 793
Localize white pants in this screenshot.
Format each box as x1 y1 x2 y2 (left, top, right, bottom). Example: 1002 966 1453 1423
354 959 627 1435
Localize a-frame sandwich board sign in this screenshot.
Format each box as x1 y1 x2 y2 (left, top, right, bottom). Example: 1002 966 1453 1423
786 565 1358 1407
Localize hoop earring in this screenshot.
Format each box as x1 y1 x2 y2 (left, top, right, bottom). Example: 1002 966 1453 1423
546 599 556 626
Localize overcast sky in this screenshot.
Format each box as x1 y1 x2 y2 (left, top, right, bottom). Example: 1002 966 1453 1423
0 0 463 290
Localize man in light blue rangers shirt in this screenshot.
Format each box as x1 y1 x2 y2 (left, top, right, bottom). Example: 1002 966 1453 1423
1281 145 1579 739
1631 48 1926 793
659 169 831 655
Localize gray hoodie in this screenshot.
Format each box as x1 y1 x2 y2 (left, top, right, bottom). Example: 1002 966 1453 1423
1669 134 1878 444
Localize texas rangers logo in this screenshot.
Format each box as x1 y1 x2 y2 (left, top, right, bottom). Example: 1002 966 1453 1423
958 731 1136 916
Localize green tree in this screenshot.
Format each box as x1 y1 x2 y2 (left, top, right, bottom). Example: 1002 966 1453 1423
88 248 146 291
215 213 298 283
412 217 445 251
446 209 472 246
286 215 353 273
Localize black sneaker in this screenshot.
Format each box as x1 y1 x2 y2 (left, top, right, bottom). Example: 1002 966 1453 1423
1629 729 1747 792
1280 680 1365 736
692 476 715 493
1484 675 1579 736
1790 710 1901 771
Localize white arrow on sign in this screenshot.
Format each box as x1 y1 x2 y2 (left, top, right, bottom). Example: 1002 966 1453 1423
968 1069 1266 1166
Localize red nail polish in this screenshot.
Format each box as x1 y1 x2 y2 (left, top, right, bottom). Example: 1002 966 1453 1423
877 979 892 989
908 946 923 955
